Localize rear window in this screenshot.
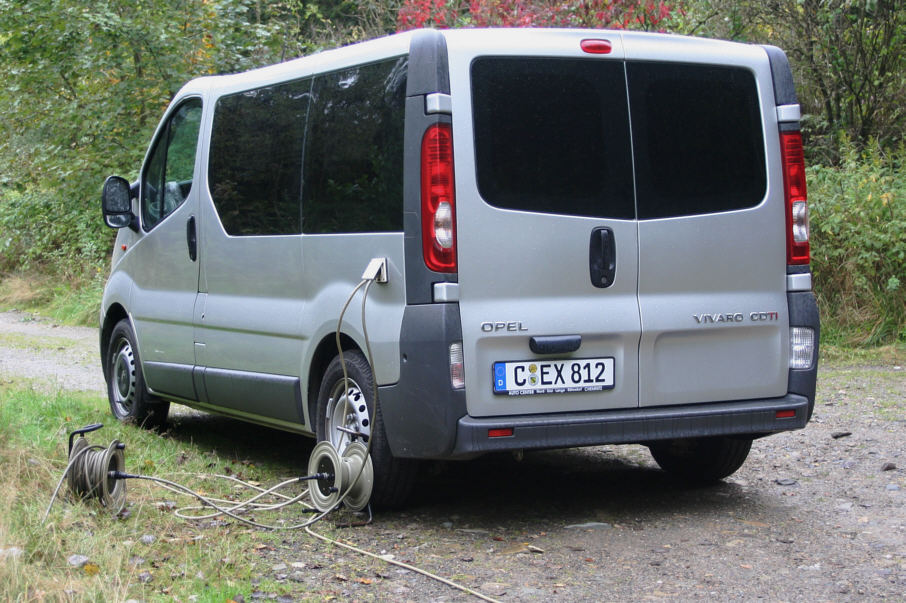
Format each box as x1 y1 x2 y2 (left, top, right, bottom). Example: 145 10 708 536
209 79 310 236
302 57 407 234
628 62 766 219
471 57 635 220
471 58 766 221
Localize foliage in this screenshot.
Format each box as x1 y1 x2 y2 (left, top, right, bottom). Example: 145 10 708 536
0 0 400 281
0 189 110 275
750 1 906 164
808 142 906 345
397 0 684 30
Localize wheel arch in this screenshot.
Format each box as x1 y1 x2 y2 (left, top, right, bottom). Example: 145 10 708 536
100 303 131 381
306 332 361 430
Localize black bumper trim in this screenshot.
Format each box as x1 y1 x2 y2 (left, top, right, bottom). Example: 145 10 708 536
451 394 809 456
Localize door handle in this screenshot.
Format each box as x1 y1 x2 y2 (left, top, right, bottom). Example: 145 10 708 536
186 216 197 261
589 227 615 288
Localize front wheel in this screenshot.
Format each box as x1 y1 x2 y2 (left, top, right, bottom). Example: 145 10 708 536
105 320 169 429
316 350 417 508
648 436 752 483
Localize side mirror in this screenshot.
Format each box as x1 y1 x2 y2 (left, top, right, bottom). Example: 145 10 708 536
101 176 136 230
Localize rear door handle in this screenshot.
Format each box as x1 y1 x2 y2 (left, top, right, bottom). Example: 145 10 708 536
589 227 615 288
187 216 197 261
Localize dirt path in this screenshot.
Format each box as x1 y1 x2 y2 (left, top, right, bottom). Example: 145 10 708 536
0 311 105 393
1 310 904 600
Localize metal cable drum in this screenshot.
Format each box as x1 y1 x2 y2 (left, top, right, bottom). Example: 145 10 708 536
67 437 127 513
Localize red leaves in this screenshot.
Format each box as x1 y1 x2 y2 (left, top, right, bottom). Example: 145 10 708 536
396 0 683 32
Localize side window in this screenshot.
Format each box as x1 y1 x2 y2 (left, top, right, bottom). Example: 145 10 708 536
627 62 767 219
302 57 407 234
208 79 311 236
141 99 202 230
471 57 635 220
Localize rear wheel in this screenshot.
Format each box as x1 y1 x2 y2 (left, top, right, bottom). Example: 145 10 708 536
105 320 169 429
648 436 752 483
316 350 417 508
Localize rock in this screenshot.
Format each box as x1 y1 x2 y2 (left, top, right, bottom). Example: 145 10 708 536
289 571 306 583
565 522 612 530
442 521 453 529
881 462 897 471
775 478 798 486
67 554 90 568
836 502 854 511
272 563 287 572
140 534 155 545
481 582 509 597
138 571 153 583
885 484 900 491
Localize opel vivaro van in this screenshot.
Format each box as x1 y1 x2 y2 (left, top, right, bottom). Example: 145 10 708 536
100 28 820 507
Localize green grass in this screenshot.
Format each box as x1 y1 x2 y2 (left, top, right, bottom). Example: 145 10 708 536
820 342 905 366
0 272 103 327
0 384 321 601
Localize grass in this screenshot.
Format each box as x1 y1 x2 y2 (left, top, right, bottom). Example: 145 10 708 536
820 342 906 366
0 273 103 328
0 383 329 601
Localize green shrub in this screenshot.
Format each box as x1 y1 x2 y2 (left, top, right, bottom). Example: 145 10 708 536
0 188 111 277
809 143 906 345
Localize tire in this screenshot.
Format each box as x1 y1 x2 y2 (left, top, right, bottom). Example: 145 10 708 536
316 350 417 508
648 436 752 483
105 320 169 429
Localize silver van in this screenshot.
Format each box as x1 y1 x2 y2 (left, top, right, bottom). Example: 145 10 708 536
100 28 819 507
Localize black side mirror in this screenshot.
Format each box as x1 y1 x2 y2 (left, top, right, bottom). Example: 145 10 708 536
101 176 136 230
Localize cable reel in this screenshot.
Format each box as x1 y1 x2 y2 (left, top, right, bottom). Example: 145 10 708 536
65 424 127 513
307 441 374 512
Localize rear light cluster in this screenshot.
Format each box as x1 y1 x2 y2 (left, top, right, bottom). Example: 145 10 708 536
449 342 464 389
421 124 457 272
780 131 810 265
789 326 815 370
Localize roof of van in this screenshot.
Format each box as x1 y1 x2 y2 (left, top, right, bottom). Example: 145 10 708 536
174 27 768 100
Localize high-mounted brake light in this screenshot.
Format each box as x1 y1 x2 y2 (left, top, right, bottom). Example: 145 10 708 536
421 124 457 272
780 131 810 265
581 39 612 54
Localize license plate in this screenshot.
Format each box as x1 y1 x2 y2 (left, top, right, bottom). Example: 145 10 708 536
492 357 615 396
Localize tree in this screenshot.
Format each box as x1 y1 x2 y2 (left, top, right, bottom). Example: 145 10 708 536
397 0 684 31
758 0 905 160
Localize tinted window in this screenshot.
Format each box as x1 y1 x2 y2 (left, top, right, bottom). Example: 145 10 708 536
142 99 202 230
208 79 311 236
628 62 766 219
302 57 407 234
471 58 634 220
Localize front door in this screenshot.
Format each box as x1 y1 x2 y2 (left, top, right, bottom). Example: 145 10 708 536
130 98 203 401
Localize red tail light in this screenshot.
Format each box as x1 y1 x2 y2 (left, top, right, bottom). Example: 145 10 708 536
780 131 809 265
421 124 457 272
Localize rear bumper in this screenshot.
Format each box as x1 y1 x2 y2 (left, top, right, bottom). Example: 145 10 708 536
449 393 809 458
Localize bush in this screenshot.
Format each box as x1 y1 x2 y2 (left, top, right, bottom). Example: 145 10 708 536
809 143 906 345
0 189 111 277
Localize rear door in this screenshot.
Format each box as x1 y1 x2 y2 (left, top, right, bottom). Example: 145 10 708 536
625 36 790 406
449 35 641 418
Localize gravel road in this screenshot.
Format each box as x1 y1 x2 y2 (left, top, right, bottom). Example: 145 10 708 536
1 310 904 601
